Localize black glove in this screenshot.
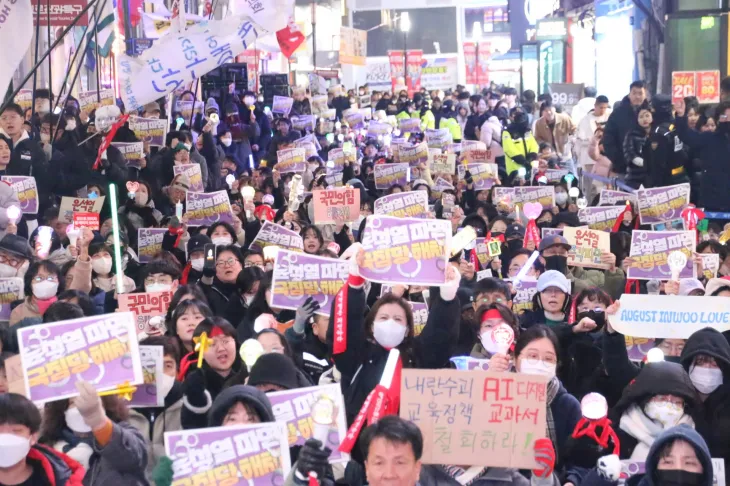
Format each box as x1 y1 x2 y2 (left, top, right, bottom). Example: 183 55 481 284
526 152 538 162
182 368 208 408
464 170 473 185
512 154 528 167
296 439 331 480
202 260 216 278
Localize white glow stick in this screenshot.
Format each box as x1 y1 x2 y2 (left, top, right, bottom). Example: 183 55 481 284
513 251 540 285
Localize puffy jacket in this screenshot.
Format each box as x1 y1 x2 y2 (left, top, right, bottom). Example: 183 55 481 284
623 126 649 189
28 443 86 486
502 130 539 176
603 96 640 174
82 421 150 485
439 116 461 142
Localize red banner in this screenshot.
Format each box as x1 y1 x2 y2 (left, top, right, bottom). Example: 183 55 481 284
671 71 696 104
464 42 477 85
406 49 423 97
388 50 405 93
34 0 88 26
477 42 492 86
696 70 720 104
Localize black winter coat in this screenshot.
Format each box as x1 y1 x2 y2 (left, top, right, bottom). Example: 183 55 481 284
603 95 639 174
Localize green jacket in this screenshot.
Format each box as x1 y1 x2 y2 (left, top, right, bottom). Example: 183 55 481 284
440 117 461 141
569 266 626 301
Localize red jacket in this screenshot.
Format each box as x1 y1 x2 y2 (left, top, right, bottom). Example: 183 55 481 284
27 444 85 486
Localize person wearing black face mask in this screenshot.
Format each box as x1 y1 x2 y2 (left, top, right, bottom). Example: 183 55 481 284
676 100 730 214
539 234 626 300
635 425 713 486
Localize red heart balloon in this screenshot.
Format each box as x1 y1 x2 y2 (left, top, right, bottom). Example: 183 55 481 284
276 26 305 59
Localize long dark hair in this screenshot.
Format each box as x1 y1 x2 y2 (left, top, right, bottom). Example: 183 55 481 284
365 293 416 364
513 325 560 366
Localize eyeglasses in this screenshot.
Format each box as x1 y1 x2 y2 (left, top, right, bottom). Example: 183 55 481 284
474 296 505 306
211 337 235 349
32 275 58 284
244 262 265 269
216 258 238 268
0 254 23 268
144 277 172 286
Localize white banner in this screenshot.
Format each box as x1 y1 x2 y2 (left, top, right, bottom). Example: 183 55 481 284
0 0 33 98
119 15 263 111
608 294 730 339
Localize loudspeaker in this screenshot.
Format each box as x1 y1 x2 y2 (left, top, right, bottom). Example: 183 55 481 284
201 63 249 101
260 73 290 107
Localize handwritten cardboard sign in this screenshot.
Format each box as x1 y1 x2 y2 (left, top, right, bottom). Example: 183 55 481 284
400 369 547 469
563 226 610 269
312 187 360 224
59 196 105 224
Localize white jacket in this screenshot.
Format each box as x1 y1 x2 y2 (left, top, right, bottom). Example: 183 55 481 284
575 109 611 168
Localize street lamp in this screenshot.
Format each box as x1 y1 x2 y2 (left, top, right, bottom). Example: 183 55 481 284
400 12 410 86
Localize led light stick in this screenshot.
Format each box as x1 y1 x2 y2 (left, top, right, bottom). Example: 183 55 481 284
66 223 80 247
7 206 20 225
241 186 256 219
108 184 126 294
667 250 687 281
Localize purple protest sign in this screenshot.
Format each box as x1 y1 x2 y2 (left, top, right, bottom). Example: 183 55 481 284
450 356 490 371
541 228 563 238
276 148 307 174
626 230 696 280
1 176 38 214
271 250 348 315
111 142 145 170
409 302 429 336
129 116 168 147
185 191 233 227
374 191 429 218
173 164 204 193
637 183 690 225
360 216 450 286
17 312 143 404
250 221 304 253
599 189 637 206
129 345 164 407
0 278 23 321
530 168 569 184
577 206 625 232
398 142 429 167
137 228 168 263
493 186 556 208
457 163 499 190
625 336 656 361
374 163 410 190
509 278 538 315
268 384 349 463
398 117 421 133
165 422 291 484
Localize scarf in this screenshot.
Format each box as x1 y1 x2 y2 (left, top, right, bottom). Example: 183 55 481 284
619 404 695 460
545 377 560 461
442 466 487 486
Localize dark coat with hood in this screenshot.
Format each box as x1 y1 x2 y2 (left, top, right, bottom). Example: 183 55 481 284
610 361 702 460
603 95 640 174
645 95 690 188
207 385 275 426
623 125 650 189
680 327 730 469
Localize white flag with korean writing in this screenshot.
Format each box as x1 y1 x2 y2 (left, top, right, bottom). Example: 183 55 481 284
117 15 262 111
0 0 33 99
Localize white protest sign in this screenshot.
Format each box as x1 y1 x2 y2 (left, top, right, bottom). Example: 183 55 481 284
608 294 730 339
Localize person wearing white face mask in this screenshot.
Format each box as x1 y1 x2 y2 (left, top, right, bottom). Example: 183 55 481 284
612 358 701 461
208 221 243 247
89 243 136 293
39 380 149 485
0 393 85 486
330 244 462 428
128 335 185 479
512 324 584 483
678 327 730 467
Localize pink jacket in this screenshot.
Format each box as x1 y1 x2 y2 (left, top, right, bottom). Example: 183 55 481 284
589 135 612 177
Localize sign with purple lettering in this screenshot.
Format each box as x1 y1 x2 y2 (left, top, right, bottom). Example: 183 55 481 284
398 117 421 133
250 221 304 253
17 312 143 404
509 278 538 315
185 190 233 227
541 228 563 239
625 336 655 361
626 230 696 280
137 228 167 263
173 164 204 193
530 168 569 183
493 186 556 208
578 206 625 232
129 116 168 147
637 183 690 225
268 384 349 463
409 301 429 336
360 216 451 286
272 95 294 116
599 189 637 206
271 250 348 315
374 163 410 190
165 422 291 485
129 345 164 407
276 148 307 174
0 278 23 321
458 163 499 190
398 142 429 167
374 191 428 218
1 176 38 214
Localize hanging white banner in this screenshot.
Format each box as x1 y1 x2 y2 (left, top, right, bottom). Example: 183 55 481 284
0 0 33 99
118 15 262 111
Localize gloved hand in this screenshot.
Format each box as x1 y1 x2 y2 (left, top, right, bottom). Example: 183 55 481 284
512 154 528 167
532 438 555 479
74 380 108 431
202 258 216 278
464 170 473 185
296 439 332 481
632 157 644 167
596 454 621 481
151 456 174 486
182 368 208 407
294 297 320 334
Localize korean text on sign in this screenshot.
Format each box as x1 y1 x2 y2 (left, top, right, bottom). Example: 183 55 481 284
360 216 451 286
312 187 360 224
400 369 548 469
637 183 690 225
165 422 291 485
185 191 234 227
18 312 143 404
118 291 173 336
374 191 428 219
250 221 304 253
271 250 348 314
627 230 696 280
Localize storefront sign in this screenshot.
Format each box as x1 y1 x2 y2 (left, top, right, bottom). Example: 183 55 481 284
535 18 568 41
671 71 696 104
